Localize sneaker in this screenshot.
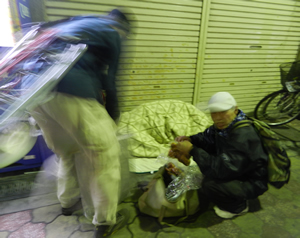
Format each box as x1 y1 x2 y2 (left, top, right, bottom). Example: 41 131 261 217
61 199 83 216
94 208 129 238
213 205 249 219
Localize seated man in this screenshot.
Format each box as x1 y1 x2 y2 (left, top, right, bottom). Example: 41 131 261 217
169 92 269 219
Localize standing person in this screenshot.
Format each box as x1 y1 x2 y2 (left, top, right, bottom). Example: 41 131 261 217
169 92 269 219
30 9 130 237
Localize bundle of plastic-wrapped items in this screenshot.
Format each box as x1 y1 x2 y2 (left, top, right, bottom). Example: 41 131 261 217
0 24 87 168
156 152 203 203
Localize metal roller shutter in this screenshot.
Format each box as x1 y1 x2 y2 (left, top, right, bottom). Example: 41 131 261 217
45 0 203 112
195 0 300 113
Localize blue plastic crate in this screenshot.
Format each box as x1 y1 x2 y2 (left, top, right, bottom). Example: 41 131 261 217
0 135 53 173
37 136 54 161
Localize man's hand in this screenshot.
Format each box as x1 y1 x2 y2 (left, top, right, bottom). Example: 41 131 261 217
175 136 191 142
168 141 193 166
171 141 193 155
168 149 191 166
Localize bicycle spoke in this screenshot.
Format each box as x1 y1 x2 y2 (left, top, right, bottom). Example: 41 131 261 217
254 90 300 126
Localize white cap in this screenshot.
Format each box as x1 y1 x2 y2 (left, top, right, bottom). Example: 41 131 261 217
207 92 237 113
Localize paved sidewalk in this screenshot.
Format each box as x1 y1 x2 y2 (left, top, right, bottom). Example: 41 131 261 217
0 121 300 238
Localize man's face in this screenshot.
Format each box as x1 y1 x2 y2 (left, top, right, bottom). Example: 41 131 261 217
210 108 238 130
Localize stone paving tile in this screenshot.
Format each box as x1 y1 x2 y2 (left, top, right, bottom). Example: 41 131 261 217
261 224 293 238
69 230 94 238
0 211 31 232
237 233 261 238
32 204 61 223
275 201 300 219
284 180 300 195
78 215 94 232
267 186 294 203
45 215 80 238
153 223 186 238
117 202 139 224
180 228 214 238
207 218 241 238
290 159 300 168
0 232 9 238
283 218 300 237
290 171 300 182
253 203 286 228
232 213 264 236
0 193 58 215
112 225 134 238
258 191 277 208
178 209 223 229
9 222 46 238
156 232 181 238
292 193 300 205
128 214 161 238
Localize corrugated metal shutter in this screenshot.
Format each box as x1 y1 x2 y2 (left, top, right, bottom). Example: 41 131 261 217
196 0 300 113
45 0 203 112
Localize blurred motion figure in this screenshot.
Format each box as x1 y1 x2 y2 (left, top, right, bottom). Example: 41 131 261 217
30 9 130 238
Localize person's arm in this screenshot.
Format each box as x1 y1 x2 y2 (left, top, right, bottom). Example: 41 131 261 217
170 127 215 165
189 127 215 153
190 127 262 180
190 147 250 179
98 30 121 121
104 53 120 121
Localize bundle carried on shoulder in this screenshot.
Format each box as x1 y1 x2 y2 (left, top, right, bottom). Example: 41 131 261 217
233 117 291 189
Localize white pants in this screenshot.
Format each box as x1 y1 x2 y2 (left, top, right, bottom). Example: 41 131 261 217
31 93 121 225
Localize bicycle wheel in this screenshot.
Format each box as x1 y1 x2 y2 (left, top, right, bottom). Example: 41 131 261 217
254 89 300 126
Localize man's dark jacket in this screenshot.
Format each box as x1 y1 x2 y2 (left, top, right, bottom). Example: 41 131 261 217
48 16 122 120
189 122 269 198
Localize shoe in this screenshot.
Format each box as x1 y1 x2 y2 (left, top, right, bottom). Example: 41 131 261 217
94 208 129 238
213 205 249 219
61 199 83 216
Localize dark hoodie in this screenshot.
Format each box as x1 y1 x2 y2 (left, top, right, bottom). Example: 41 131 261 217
49 16 122 120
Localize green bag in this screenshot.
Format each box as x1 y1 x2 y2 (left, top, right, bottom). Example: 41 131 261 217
233 117 291 189
138 166 199 223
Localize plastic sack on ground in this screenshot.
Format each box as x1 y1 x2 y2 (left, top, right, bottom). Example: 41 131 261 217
156 152 203 203
165 165 203 202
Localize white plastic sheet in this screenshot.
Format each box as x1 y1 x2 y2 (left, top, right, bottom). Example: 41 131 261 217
0 26 87 130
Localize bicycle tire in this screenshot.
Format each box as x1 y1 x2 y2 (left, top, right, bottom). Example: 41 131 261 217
254 89 300 126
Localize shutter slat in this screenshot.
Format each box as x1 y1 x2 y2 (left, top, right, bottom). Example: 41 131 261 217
117 79 194 86
118 88 194 97
117 73 195 80
46 0 201 13
119 63 196 69
120 52 197 58
119 58 197 64
117 69 196 75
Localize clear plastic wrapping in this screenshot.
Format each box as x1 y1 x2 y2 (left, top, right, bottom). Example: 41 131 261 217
0 26 87 130
165 166 203 202
156 152 183 169
156 153 203 202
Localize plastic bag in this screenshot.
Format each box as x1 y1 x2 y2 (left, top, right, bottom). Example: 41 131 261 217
156 151 203 202
165 166 203 202
0 26 87 130
156 151 183 169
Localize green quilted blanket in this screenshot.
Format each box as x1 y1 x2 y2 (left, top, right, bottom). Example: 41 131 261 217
117 100 212 172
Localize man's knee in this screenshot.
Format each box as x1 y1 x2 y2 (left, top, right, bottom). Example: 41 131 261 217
201 178 247 200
